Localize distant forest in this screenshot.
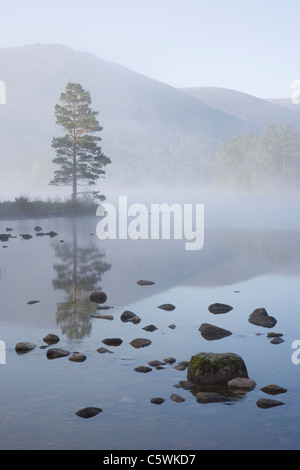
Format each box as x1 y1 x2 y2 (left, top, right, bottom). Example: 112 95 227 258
213 124 300 191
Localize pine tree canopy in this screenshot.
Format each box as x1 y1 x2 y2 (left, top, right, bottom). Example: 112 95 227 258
50 82 111 205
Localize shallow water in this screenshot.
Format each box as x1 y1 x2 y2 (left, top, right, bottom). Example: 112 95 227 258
0 194 300 450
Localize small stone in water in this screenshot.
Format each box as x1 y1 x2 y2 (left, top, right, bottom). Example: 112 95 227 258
75 407 102 418
151 397 165 405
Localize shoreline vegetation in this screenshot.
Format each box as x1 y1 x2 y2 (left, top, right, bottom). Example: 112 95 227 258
0 195 98 219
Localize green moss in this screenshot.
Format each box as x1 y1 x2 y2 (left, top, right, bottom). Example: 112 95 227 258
189 352 245 374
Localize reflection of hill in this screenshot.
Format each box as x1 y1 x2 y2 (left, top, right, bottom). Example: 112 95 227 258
95 227 300 307
52 220 111 339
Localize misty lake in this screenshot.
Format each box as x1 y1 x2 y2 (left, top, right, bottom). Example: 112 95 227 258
0 191 299 450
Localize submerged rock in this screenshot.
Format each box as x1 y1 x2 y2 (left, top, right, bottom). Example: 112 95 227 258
46 348 70 359
151 397 165 405
260 384 287 395
170 393 185 402
102 338 123 346
15 342 36 353
227 377 256 392
91 313 114 320
158 303 175 311
21 234 32 240
174 361 189 371
120 310 141 324
0 234 9 242
187 352 248 386
199 323 232 341
164 357 176 364
270 337 284 344
43 333 60 345
130 338 151 349
248 308 277 328
143 324 158 332
137 280 155 285
196 392 227 403
97 347 113 354
75 407 102 418
256 398 284 409
208 303 233 314
134 366 152 373
69 352 87 362
90 291 107 304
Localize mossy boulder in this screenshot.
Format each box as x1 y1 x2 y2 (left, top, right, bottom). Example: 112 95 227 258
187 352 248 386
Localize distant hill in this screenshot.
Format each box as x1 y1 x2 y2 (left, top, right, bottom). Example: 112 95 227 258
0 45 298 200
179 87 300 129
267 98 300 113
0 44 263 199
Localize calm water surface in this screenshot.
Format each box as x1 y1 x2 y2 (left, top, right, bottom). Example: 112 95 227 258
0 195 299 450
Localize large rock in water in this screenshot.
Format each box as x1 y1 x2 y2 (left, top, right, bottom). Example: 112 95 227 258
187 352 248 386
248 308 277 328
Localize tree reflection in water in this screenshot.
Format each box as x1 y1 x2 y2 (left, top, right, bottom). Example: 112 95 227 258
52 219 111 339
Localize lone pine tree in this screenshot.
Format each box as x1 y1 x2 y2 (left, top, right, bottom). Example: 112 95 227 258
50 82 111 207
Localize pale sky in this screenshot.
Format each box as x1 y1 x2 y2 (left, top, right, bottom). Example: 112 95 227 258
1 0 299 98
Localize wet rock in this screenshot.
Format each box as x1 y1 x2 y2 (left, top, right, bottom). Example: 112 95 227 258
170 393 185 402
173 380 194 390
134 366 152 373
174 361 189 371
256 398 284 409
148 360 166 367
270 337 284 344
90 291 107 304
69 352 87 362
48 231 58 238
143 324 157 332
43 333 60 345
208 303 233 314
158 303 175 311
75 407 102 418
102 338 123 346
227 377 256 392
199 323 232 341
151 397 165 405
248 308 277 328
97 347 113 354
137 280 155 285
91 313 114 320
130 338 151 349
15 342 36 353
187 352 248 386
196 392 227 403
120 310 141 324
21 234 32 240
0 234 9 242
46 348 70 359
164 357 176 364
260 384 287 395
